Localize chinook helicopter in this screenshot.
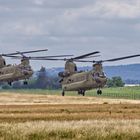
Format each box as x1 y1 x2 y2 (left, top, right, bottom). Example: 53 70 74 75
30 52 140 96
0 49 73 86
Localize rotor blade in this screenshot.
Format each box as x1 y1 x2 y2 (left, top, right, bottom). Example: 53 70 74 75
83 55 101 58
2 55 23 59
2 49 48 56
16 51 26 57
72 51 100 60
74 60 95 63
29 55 74 58
3 55 73 59
38 53 100 61
28 58 67 61
4 55 68 61
102 54 140 62
73 54 140 63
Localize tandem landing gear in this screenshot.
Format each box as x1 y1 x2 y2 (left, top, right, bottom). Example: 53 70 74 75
62 90 86 96
23 81 28 85
97 89 102 95
8 82 12 86
78 90 85 96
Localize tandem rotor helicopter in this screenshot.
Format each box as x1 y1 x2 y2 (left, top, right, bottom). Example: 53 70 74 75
23 51 140 96
0 49 73 86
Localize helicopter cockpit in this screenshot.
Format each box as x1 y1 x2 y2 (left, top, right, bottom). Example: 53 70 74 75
91 63 106 84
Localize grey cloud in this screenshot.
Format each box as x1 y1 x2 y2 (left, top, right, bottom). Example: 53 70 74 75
0 0 140 69
0 0 95 8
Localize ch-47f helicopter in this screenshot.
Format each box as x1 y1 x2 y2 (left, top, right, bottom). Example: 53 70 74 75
33 51 140 96
0 49 73 86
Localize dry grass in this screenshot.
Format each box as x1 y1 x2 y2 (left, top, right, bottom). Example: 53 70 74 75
0 104 139 122
0 92 140 105
0 92 140 139
0 120 140 140
0 92 139 122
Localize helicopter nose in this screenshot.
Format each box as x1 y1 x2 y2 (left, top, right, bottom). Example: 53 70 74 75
93 73 106 84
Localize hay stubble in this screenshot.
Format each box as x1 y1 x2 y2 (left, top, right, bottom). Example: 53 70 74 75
0 92 140 139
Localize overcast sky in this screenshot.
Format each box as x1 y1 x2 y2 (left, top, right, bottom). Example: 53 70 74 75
1 0 140 69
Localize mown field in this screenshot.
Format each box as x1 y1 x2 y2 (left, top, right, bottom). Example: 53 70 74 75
0 87 139 140
0 104 140 122
0 103 140 140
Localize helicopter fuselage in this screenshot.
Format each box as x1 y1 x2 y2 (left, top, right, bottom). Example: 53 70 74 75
0 64 33 83
0 49 49 85
61 70 107 92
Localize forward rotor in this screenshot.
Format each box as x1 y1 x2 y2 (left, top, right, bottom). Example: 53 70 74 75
1 49 74 60
18 51 101 61
73 54 140 64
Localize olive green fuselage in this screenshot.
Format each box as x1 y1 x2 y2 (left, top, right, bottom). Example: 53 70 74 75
61 70 107 91
0 65 33 83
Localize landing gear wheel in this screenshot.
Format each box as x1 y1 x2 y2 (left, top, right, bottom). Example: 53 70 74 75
8 82 12 86
82 90 85 96
78 90 85 96
97 89 102 95
62 91 65 96
24 81 28 85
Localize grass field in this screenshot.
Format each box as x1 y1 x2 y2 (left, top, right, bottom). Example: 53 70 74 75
1 86 140 99
0 87 139 140
0 120 140 140
0 104 140 122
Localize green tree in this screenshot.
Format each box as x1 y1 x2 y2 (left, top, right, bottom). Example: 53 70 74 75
107 76 124 87
36 66 48 89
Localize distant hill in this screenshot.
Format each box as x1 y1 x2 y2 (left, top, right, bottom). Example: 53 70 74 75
104 64 140 81
43 64 140 84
